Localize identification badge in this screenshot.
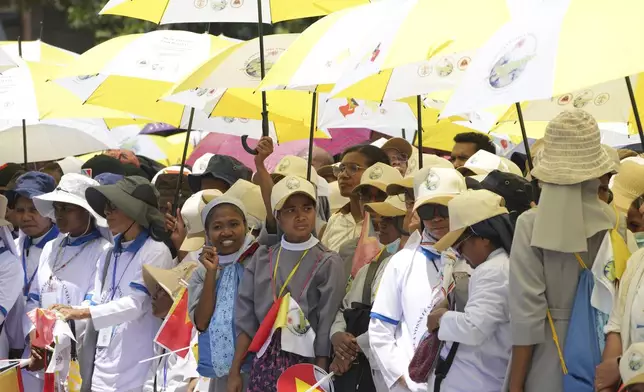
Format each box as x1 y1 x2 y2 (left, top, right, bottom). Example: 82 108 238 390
41 291 58 309
97 327 113 348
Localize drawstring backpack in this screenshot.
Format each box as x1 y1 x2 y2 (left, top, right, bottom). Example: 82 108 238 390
547 253 600 392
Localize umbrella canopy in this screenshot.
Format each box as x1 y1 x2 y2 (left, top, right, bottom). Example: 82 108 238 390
0 40 78 66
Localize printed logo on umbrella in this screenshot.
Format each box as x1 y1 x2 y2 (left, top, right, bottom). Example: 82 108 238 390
488 34 537 89
244 48 286 79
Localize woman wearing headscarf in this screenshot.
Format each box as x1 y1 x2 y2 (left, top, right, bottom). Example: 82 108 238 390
429 189 514 392
55 176 174 392
228 175 346 392
368 167 467 392
4 172 58 361
507 110 623 392
188 194 259 392
0 194 23 359
21 174 111 391
330 192 407 392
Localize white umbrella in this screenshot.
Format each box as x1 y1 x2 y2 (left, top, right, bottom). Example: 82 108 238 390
0 119 120 164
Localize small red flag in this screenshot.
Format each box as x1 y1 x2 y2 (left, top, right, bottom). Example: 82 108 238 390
26 309 56 348
154 287 193 358
351 212 383 278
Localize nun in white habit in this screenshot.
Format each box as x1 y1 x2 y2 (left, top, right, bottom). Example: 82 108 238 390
21 174 111 392
0 194 24 359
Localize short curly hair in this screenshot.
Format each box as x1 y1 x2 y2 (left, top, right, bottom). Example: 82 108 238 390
453 132 496 155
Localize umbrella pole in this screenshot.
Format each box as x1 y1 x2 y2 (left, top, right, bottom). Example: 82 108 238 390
401 128 406 139
515 102 534 171
18 36 27 169
306 91 318 181
416 95 423 169
256 0 269 138
171 108 195 215
625 76 644 149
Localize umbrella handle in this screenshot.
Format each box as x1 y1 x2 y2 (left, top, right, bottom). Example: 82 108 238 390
241 135 258 155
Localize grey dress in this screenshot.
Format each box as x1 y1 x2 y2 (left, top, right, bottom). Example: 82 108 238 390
508 208 627 392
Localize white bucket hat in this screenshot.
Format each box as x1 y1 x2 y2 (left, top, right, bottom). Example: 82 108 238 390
413 167 467 212
180 189 223 252
271 175 317 211
34 173 107 227
530 110 619 185
352 162 403 195
435 189 508 252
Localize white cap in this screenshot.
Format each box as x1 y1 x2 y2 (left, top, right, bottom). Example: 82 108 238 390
192 153 215 175
272 155 320 186
413 167 466 212
271 175 317 211
33 173 106 227
457 150 505 176
151 165 191 185
352 162 403 195
180 189 223 251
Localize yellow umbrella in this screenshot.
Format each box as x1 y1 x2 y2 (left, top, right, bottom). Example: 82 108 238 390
0 40 78 66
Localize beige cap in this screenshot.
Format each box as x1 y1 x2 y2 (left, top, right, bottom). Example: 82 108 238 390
434 189 508 252
224 179 266 230
387 155 453 196
611 161 644 213
352 162 403 195
382 137 413 158
619 342 644 391
143 261 198 299
180 189 223 252
500 157 523 176
328 181 349 214
365 195 406 217
271 155 319 186
413 167 467 212
271 175 317 211
0 194 11 228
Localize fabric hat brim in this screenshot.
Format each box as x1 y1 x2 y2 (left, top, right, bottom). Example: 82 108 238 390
143 262 198 298
386 178 414 195
413 194 455 212
434 227 467 252
352 181 387 195
86 185 164 230
180 231 205 252
613 189 635 214
274 191 317 211
364 201 406 217
382 138 413 157
457 166 489 176
34 190 107 227
620 374 644 391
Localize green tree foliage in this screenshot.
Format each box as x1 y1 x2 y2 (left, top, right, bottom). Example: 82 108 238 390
52 0 318 42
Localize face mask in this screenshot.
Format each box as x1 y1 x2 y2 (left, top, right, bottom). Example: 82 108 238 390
634 232 644 248
384 238 401 254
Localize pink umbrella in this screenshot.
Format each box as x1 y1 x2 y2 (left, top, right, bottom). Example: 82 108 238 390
186 128 372 171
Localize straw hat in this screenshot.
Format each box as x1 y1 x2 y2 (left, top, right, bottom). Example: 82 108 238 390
0 194 12 229
434 189 508 252
34 173 107 227
382 137 413 158
271 175 317 211
180 189 223 252
530 110 618 185
143 261 198 299
224 179 266 230
413 167 467 212
365 195 406 217
603 145 621 174
611 161 644 213
618 342 644 391
271 155 320 186
352 162 403 195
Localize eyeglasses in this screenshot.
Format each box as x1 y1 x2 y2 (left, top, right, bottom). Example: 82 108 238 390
333 163 365 178
453 233 473 257
397 190 415 208
417 204 449 220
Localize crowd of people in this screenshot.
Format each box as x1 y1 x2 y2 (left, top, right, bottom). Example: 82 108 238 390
3 109 644 392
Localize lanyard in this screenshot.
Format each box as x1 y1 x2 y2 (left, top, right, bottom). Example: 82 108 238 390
271 247 309 301
22 248 38 296
109 252 136 301
50 241 92 277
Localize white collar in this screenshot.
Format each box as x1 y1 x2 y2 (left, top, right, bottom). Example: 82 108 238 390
281 235 319 251
218 233 255 265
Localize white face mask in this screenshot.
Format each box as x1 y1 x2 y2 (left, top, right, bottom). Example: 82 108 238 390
384 238 401 254
634 232 644 248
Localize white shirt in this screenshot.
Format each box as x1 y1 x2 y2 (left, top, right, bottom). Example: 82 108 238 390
142 329 199 392
430 249 511 392
89 232 174 392
21 232 110 383
0 247 23 358
369 245 444 392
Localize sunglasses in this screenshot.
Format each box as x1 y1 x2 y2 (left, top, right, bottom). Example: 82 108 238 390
358 188 388 203
417 204 449 220
333 163 365 178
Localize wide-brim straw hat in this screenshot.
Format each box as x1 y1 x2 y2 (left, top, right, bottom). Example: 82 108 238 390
530 110 619 185
143 261 198 299
34 173 107 227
